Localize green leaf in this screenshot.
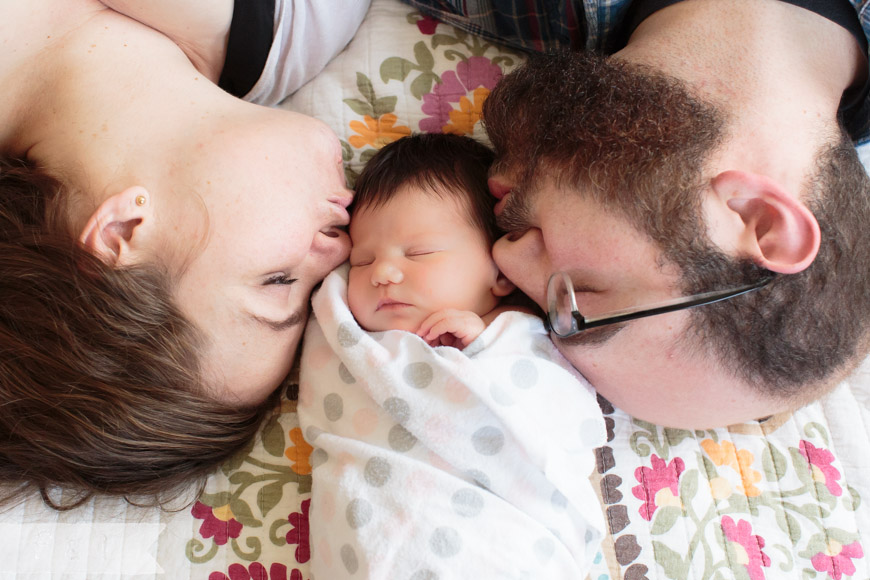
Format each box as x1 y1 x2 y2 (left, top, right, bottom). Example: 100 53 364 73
431 34 463 49
360 149 379 165
650 506 682 535
790 447 812 485
761 443 788 481
372 95 398 117
413 41 435 71
774 508 802 545
651 540 689 580
342 97 375 118
257 480 285 517
229 497 260 528
663 428 693 447
356 72 376 103
261 413 287 458
410 72 437 100
680 469 699 502
198 491 232 507
380 57 417 83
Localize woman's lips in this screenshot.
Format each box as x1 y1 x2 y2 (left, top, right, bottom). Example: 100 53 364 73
488 177 513 216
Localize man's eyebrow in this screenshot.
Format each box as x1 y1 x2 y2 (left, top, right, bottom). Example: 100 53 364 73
249 310 305 332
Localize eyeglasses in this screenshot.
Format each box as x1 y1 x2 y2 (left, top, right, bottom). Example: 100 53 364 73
546 271 776 338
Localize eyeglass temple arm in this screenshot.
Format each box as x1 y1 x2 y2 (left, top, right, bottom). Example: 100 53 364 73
575 276 776 331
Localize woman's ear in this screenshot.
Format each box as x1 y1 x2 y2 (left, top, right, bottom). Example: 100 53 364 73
79 186 155 266
492 270 517 297
710 170 820 274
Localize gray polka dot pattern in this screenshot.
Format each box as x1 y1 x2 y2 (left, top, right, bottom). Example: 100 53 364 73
323 393 344 421
340 544 359 574
471 426 504 456
364 457 392 487
383 397 411 423
451 488 484 518
429 527 462 558
388 424 417 452
337 322 361 347
305 426 324 442
310 448 329 469
338 363 356 384
510 358 538 389
346 498 373 529
551 489 568 511
489 384 514 406
403 362 433 389
533 537 555 563
465 469 491 489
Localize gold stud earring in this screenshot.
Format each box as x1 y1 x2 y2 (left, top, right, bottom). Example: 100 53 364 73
135 195 147 207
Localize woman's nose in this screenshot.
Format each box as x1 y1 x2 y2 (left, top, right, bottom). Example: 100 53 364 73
371 260 403 286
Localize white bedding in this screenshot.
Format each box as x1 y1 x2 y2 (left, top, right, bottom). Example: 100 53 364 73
2 1 869 579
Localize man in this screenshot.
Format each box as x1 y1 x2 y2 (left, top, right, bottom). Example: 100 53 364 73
404 0 870 428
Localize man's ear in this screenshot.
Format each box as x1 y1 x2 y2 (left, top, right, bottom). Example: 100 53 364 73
492 271 516 297
710 170 820 274
79 186 155 266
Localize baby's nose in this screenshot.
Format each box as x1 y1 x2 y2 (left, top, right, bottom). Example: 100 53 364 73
372 261 403 286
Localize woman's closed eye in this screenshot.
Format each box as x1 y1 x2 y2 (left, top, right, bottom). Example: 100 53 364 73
264 274 298 286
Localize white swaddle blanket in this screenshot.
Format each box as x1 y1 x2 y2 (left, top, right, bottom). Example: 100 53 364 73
298 266 607 579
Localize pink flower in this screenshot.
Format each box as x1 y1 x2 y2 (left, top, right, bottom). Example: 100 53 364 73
416 14 439 35
208 563 296 580
799 440 842 496
192 501 243 546
811 541 864 580
631 454 685 520
420 57 503 133
286 499 311 564
720 516 771 580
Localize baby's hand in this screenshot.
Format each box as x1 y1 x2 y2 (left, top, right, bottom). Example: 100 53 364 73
417 310 486 348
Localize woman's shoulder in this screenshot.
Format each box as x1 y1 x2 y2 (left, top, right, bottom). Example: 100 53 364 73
96 0 234 83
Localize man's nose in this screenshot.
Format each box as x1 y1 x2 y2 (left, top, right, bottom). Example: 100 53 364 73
371 259 404 286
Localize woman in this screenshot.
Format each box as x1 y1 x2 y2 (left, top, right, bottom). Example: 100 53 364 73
0 0 369 507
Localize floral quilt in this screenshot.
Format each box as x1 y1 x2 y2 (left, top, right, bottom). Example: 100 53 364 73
2 1 868 579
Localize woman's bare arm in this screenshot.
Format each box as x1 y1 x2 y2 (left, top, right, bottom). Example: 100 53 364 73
98 0 234 82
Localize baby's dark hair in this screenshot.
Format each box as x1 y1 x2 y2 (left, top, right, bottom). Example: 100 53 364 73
352 133 499 244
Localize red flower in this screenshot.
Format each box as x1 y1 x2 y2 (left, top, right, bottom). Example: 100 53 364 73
416 14 439 35
720 516 771 580
286 499 311 563
811 541 864 580
192 501 243 546
799 440 842 496
632 454 685 520
209 563 296 580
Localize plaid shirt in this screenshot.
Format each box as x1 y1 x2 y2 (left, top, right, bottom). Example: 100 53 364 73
402 0 870 140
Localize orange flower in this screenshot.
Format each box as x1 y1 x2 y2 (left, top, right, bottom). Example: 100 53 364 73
443 87 490 136
701 439 762 497
348 114 411 149
285 427 313 475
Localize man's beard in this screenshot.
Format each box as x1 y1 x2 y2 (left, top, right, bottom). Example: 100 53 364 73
483 50 870 401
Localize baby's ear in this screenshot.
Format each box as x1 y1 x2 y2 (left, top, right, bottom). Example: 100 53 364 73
709 170 820 274
492 271 516 297
79 186 155 266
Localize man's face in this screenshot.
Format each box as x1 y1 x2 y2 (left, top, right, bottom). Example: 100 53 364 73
482 50 787 428
491 177 778 428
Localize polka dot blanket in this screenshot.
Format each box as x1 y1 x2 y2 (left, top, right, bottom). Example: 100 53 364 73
3 2 870 579
297 266 606 579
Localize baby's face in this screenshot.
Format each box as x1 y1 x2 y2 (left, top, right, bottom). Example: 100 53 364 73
348 186 501 332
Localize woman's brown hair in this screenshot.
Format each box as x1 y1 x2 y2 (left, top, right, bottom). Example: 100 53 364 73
0 157 275 510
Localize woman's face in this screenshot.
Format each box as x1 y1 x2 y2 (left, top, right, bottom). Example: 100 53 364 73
165 110 352 405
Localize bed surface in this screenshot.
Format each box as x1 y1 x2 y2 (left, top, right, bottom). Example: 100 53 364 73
3 1 869 578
